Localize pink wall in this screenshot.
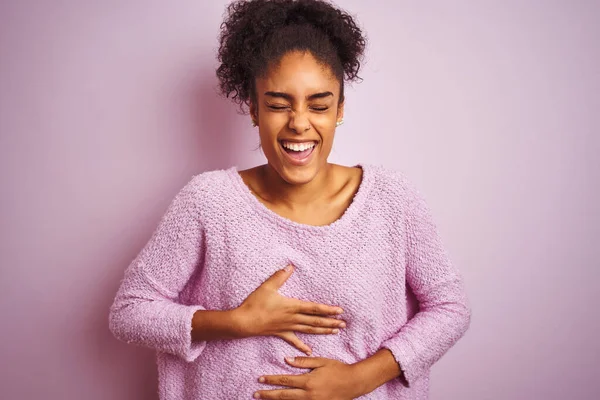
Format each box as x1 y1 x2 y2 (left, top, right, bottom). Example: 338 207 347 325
1 1 598 399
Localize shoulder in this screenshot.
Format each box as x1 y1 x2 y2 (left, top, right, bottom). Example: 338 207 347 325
363 164 423 205
170 168 237 214
363 165 439 229
184 168 235 195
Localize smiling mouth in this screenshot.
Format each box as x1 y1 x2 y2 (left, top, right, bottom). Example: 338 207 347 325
279 140 317 163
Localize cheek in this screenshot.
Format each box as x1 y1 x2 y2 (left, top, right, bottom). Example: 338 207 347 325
308 110 334 126
320 131 336 151
257 127 281 156
312 118 336 141
258 115 287 137
258 112 336 144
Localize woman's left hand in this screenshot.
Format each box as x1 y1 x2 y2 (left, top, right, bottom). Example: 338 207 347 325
254 356 363 400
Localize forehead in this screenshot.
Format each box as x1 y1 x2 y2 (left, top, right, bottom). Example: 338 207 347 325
256 51 340 97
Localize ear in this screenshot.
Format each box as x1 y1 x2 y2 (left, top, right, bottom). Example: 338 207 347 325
336 100 345 123
249 102 258 125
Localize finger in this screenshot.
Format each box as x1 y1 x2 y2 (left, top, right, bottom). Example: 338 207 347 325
292 314 346 329
263 265 294 290
285 356 328 369
276 331 312 355
253 388 305 400
293 300 343 316
258 374 308 389
290 325 340 335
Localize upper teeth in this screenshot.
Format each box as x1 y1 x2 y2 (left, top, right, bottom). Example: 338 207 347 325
282 141 315 152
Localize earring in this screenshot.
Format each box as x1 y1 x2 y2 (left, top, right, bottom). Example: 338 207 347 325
251 120 257 127
336 119 344 127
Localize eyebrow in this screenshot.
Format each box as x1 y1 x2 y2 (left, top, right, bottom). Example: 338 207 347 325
264 91 334 101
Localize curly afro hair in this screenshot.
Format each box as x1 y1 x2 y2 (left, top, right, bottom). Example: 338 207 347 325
216 0 366 112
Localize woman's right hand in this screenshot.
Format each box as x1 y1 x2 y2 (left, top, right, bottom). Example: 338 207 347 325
234 265 346 355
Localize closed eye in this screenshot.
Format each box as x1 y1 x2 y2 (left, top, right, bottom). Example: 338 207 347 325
267 105 290 111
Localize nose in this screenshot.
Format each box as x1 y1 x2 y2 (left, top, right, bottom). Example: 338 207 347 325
288 111 311 134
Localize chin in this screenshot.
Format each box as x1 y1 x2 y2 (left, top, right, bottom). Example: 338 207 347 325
263 142 326 185
277 164 320 185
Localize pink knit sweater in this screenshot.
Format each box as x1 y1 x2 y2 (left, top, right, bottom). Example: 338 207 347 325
109 165 470 400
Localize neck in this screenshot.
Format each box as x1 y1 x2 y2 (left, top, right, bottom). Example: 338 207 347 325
259 163 334 207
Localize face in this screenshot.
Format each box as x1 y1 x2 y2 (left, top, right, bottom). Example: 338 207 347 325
250 51 344 185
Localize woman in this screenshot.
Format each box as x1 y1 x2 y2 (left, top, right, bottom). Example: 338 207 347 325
109 0 471 399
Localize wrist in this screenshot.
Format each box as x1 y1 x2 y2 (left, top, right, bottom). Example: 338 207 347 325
191 309 248 342
348 349 403 396
347 362 370 397
230 306 252 338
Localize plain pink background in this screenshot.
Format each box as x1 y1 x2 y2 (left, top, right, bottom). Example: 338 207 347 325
1 1 599 399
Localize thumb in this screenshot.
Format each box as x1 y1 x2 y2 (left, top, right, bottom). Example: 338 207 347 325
264 265 294 290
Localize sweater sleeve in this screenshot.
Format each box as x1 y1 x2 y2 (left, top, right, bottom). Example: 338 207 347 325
109 177 207 362
380 180 471 386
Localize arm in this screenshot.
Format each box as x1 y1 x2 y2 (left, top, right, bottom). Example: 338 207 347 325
108 178 209 362
109 182 345 360
256 181 471 398
350 349 404 395
191 310 244 342
191 266 346 352
379 179 472 386
254 350 403 399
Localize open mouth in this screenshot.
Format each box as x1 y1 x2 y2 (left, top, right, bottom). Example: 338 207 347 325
279 140 317 164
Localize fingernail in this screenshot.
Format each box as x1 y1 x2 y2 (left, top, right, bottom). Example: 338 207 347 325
306 349 312 356
285 357 295 363
258 376 265 383
332 328 340 334
339 322 346 328
336 308 344 314
284 265 293 272
253 392 260 399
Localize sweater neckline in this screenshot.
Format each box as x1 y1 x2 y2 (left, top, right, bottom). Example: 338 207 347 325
228 164 372 234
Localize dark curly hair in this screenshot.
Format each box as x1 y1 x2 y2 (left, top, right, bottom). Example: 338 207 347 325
216 0 366 112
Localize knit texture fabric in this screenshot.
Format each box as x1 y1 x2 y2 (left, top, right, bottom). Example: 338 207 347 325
109 164 471 400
